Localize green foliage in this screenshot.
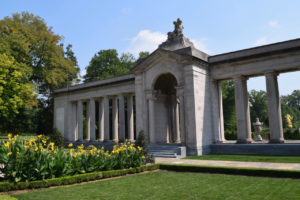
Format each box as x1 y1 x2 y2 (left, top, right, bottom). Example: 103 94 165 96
0 164 159 192
84 50 135 82
0 135 146 183
0 12 79 133
248 90 268 125
0 195 18 200
0 53 36 120
284 129 300 140
135 130 154 163
49 127 64 147
222 81 236 131
138 51 150 59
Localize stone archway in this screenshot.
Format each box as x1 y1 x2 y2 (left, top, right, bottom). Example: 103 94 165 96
151 73 180 144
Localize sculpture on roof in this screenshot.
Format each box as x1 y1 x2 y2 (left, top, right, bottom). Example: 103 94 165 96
159 18 195 51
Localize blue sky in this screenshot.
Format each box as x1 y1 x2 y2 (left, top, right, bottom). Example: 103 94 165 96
1 0 299 95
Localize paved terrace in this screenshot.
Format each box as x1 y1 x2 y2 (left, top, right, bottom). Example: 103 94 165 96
155 158 300 170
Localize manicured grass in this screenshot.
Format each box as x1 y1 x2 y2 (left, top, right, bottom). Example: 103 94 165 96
11 171 300 200
185 154 300 163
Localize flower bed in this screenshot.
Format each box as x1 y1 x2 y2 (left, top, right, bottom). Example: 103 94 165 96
0 134 145 183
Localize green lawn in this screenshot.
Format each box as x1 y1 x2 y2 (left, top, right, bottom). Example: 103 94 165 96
11 171 300 200
185 154 300 163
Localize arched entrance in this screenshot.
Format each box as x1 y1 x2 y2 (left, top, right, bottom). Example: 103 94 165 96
151 73 181 144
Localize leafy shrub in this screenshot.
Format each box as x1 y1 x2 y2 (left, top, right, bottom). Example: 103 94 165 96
135 130 154 163
284 129 300 140
0 134 145 183
225 130 237 140
48 127 64 147
0 164 160 192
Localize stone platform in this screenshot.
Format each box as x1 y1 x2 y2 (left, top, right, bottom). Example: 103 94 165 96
211 141 300 155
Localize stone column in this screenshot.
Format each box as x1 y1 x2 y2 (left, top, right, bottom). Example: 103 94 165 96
147 91 156 144
77 100 83 141
88 98 96 141
234 76 252 143
86 101 90 141
112 96 119 141
127 94 134 142
265 72 284 143
98 98 104 142
211 80 225 143
118 94 125 142
103 96 110 140
174 97 181 143
176 86 185 144
218 82 225 142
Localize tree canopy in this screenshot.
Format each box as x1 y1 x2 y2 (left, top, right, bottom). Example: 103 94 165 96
84 50 149 82
0 12 79 133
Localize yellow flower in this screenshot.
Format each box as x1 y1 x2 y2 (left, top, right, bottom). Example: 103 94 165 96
34 147 38 151
113 138 118 143
7 133 12 139
141 155 145 159
38 134 43 139
49 142 55 151
73 152 78 158
4 141 10 149
7 152 12 156
42 139 47 145
97 149 101 154
24 145 29 150
137 146 142 151
68 143 73 148
39 145 43 149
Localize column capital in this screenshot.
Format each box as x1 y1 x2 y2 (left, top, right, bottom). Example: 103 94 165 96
264 71 279 77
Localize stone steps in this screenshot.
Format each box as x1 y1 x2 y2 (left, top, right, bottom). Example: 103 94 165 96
149 145 186 158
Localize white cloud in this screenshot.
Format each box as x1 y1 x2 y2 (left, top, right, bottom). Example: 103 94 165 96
126 30 210 56
253 37 268 46
126 30 167 56
190 38 211 54
268 20 279 28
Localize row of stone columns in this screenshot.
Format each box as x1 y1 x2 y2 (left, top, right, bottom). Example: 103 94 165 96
233 72 284 143
73 94 135 142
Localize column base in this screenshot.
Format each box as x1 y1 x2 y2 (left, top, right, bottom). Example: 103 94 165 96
236 138 252 144
269 139 285 144
175 140 181 144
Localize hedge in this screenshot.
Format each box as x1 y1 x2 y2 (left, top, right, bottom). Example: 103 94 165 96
2 163 300 193
0 164 160 192
159 163 300 179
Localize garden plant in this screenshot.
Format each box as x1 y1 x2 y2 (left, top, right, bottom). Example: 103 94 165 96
0 134 145 183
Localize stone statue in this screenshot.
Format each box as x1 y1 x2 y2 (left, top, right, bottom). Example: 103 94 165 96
159 18 195 50
253 118 263 141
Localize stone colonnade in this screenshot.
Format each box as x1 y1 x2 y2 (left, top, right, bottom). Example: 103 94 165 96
220 71 284 143
146 86 185 144
71 94 135 142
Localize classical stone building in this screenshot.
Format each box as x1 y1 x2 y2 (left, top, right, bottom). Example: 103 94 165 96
54 19 300 157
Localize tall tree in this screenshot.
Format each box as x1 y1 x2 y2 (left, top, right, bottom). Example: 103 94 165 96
84 50 135 82
0 12 79 133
